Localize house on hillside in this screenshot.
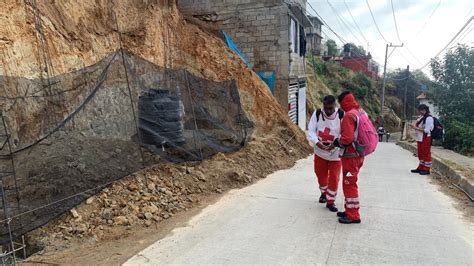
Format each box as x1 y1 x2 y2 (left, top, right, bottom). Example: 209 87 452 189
177 0 319 130
306 16 325 56
340 47 379 80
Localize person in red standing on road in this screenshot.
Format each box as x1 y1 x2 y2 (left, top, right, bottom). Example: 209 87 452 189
332 91 365 224
307 95 344 212
410 104 434 175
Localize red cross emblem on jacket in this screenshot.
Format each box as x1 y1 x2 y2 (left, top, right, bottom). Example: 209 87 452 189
318 127 335 142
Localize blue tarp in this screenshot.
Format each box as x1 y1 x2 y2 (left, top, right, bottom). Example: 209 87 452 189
222 31 251 67
222 31 275 95
256 71 275 95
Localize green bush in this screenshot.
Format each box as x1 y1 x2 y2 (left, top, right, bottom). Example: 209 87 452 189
326 79 339 93
352 72 372 90
352 85 368 100
310 57 327 76
442 120 474 155
430 45 473 153
340 67 350 77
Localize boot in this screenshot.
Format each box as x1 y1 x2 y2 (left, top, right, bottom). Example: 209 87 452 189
318 194 327 203
411 169 421 173
338 216 361 224
326 204 338 212
337 211 346 218
419 170 430 175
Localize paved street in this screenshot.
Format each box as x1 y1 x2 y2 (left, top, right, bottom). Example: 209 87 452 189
126 143 474 265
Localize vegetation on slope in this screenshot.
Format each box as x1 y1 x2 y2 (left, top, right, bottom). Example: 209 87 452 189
430 45 473 155
306 57 401 131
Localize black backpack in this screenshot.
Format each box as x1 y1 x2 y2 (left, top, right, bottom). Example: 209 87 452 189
316 109 344 122
423 115 444 140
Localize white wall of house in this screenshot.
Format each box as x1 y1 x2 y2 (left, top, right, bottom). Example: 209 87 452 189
420 99 440 118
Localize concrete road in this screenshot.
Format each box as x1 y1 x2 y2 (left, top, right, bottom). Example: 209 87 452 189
125 143 474 265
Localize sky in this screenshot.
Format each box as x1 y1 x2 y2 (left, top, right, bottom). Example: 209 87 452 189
307 0 474 75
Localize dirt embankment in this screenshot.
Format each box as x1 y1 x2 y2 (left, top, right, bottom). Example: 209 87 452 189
1 0 304 142
1 0 311 262
24 128 309 265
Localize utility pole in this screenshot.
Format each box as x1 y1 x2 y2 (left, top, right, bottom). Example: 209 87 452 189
401 65 410 141
403 65 410 122
380 42 403 124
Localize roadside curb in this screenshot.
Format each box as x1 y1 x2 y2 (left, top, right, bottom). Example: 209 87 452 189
397 141 474 199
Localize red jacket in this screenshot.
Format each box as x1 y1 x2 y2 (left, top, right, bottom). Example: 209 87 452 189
335 93 362 158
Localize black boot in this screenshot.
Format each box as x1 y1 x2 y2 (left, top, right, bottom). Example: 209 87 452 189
411 169 421 173
338 216 361 224
319 194 327 203
337 211 347 218
419 170 430 175
326 204 338 212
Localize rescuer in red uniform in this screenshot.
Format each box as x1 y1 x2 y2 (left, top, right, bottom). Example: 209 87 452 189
333 91 364 224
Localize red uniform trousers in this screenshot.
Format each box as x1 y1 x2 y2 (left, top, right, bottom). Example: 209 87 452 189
416 136 432 171
314 155 342 204
341 156 364 220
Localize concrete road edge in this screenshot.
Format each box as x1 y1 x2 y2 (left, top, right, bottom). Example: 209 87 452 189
397 141 474 200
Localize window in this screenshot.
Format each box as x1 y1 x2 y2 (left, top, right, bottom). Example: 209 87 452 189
290 17 298 54
299 25 306 56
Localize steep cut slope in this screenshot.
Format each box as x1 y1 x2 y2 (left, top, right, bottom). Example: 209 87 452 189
0 0 311 261
1 0 302 140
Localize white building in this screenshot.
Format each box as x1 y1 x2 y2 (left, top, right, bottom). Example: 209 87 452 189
416 92 440 117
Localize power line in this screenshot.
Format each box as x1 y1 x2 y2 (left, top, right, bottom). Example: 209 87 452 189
419 16 473 70
396 49 415 68
306 1 347 44
308 2 383 74
457 27 473 43
387 47 396 59
326 0 363 45
452 23 473 44
343 0 369 45
404 46 424 67
415 0 442 38
366 0 389 43
390 0 402 43
325 1 350 37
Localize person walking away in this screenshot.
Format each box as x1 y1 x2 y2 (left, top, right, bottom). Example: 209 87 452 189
333 91 377 224
385 131 391 142
377 126 385 142
410 104 434 175
307 95 344 212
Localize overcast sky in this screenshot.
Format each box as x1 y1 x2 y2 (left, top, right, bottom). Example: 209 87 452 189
307 0 474 75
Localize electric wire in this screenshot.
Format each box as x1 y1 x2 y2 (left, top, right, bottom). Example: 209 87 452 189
343 0 369 45
366 0 389 43
456 27 473 43
390 0 402 43
306 1 347 44
326 0 363 45
418 16 473 70
415 0 442 38
404 46 424 67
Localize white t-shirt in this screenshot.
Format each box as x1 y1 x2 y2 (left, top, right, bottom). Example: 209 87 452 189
415 115 434 142
307 109 342 161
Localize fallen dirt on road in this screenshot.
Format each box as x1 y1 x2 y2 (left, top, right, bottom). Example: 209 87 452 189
22 128 310 265
429 172 474 224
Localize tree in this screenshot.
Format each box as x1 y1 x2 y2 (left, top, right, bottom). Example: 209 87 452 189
386 68 428 119
326 39 339 56
430 45 474 153
343 43 367 57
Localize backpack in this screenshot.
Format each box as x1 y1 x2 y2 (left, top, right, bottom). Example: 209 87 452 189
349 108 378 157
423 115 444 140
316 109 344 122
